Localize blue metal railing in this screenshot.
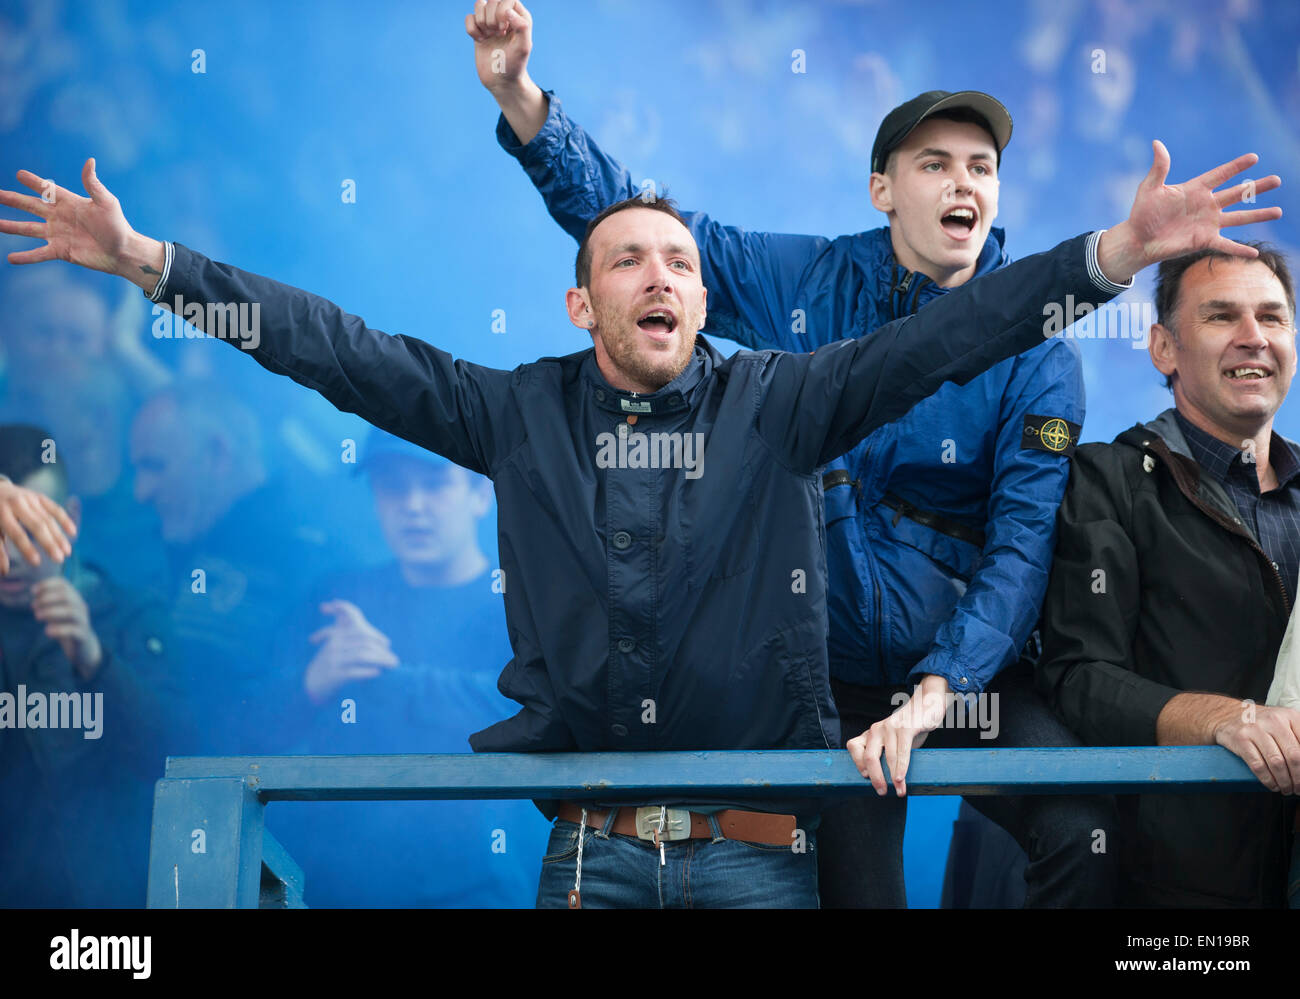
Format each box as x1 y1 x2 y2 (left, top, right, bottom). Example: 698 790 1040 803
144 747 1269 908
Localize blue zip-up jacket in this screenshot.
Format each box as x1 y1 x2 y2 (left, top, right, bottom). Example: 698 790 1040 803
147 234 1116 796
497 93 1087 694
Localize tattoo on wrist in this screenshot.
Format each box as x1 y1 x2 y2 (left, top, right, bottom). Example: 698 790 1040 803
141 264 161 276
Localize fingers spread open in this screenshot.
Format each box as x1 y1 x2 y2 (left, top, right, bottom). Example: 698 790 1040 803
82 158 112 202
1214 174 1281 208
1143 139 1171 188
1207 235 1265 259
1194 151 1260 192
6 245 58 266
0 186 52 219
1223 207 1285 231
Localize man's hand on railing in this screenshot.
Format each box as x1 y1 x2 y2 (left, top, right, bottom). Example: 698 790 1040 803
1159 691 1300 794
1214 704 1300 795
846 675 951 796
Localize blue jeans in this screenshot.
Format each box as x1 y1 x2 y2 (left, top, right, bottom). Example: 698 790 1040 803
535 811 819 909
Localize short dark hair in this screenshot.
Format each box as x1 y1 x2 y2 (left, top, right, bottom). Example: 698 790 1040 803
575 194 689 288
884 108 1000 175
0 424 69 501
1153 243 1296 390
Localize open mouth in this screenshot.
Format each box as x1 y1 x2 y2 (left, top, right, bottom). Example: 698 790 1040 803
940 206 977 239
637 308 678 337
1225 365 1272 381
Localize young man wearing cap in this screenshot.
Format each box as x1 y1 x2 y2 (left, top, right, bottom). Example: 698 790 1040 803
468 1 1112 906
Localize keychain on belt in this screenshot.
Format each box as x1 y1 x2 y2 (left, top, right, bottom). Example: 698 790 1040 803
654 805 667 866
568 807 587 909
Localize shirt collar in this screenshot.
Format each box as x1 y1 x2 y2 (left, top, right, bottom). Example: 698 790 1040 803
1270 433 1300 488
1174 409 1300 491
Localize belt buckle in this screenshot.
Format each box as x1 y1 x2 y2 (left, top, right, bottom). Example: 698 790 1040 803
634 806 691 841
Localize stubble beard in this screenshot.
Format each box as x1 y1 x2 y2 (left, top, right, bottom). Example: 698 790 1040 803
593 303 699 392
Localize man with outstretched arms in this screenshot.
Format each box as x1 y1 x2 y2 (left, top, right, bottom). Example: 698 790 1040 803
468 0 1107 906
0 138 1277 906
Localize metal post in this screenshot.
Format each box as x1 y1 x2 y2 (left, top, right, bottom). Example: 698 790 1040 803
146 776 265 908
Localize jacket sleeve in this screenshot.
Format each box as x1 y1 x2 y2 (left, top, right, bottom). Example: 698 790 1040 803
498 91 831 350
1035 445 1184 745
757 232 1124 473
906 338 1086 695
156 243 523 476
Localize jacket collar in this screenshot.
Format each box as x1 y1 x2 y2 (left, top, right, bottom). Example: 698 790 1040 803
868 225 1008 318
581 334 717 416
1119 407 1300 541
1132 406 1300 469
1114 408 1238 530
1137 407 1194 460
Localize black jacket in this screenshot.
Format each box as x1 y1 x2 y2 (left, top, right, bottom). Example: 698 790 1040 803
1037 408 1296 906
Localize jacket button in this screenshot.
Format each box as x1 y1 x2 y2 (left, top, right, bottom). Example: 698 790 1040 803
958 677 969 686
617 637 635 653
613 531 632 549
611 723 629 737
595 390 606 402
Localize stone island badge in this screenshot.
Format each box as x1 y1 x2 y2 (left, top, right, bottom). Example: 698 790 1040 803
1022 414 1081 456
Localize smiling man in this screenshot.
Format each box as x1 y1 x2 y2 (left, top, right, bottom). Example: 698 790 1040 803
467 0 1115 907
1037 245 1300 907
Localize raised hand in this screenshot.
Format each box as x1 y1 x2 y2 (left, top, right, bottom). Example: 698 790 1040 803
0 478 76 575
1099 141 1282 283
303 599 400 704
466 0 533 95
32 577 103 682
0 159 165 292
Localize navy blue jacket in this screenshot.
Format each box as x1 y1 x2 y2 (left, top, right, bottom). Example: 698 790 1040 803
498 94 1087 694
149 235 1115 769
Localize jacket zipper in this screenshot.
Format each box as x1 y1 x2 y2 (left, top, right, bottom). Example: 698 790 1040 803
879 266 932 677
907 274 929 314
855 451 886 676
891 268 913 321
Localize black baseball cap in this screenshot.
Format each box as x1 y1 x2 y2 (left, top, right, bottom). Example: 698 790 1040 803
871 90 1013 175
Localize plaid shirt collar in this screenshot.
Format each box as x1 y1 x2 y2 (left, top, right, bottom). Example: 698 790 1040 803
1174 410 1300 493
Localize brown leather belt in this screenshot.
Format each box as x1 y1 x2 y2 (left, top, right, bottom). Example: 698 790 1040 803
556 803 796 847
